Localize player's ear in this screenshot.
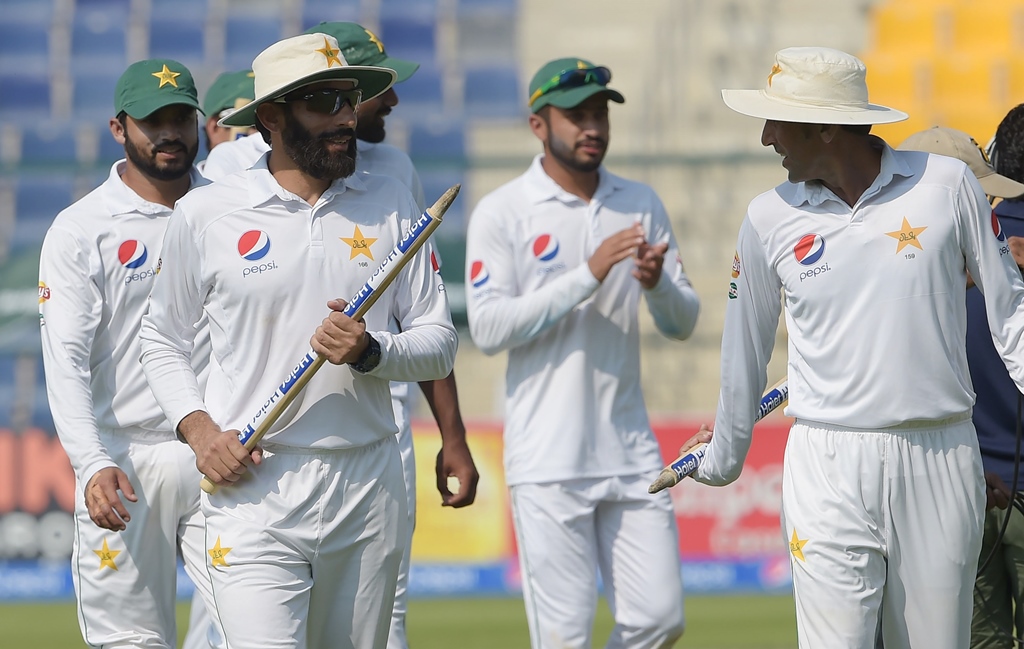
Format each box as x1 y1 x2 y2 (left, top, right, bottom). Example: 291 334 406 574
256 103 285 135
109 113 127 145
528 109 549 143
819 123 840 144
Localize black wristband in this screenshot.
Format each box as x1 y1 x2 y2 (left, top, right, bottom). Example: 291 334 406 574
349 333 382 373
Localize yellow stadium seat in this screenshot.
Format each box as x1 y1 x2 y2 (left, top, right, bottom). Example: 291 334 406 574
932 55 1002 111
949 3 1022 55
862 53 929 109
869 4 943 54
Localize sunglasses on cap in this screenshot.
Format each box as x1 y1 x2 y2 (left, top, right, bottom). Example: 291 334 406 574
528 66 612 108
273 87 363 115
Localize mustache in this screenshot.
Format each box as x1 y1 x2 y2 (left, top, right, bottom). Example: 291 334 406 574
577 138 607 149
318 127 356 142
154 141 186 153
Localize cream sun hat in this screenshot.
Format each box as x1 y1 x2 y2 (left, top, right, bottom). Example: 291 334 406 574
722 47 908 125
899 126 1024 199
219 33 396 128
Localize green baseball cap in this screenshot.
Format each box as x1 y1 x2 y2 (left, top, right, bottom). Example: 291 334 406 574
203 69 256 117
528 57 624 114
115 59 202 119
304 22 419 83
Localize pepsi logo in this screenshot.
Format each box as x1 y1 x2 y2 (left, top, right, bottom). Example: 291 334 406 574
470 260 489 288
238 230 271 261
430 250 441 273
992 211 1007 242
118 240 148 269
532 234 560 262
793 234 826 266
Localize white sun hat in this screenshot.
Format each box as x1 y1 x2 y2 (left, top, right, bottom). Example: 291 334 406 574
220 33 396 128
722 47 908 125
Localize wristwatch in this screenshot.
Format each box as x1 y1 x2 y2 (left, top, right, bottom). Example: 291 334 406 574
349 333 382 373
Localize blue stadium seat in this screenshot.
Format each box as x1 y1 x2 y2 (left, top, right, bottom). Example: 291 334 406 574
19 124 79 167
71 12 128 73
419 169 466 236
0 22 50 75
379 0 438 18
0 355 16 428
0 355 55 430
395 64 443 115
148 19 206 67
408 119 465 163
457 0 516 8
12 174 73 250
0 76 50 124
98 130 126 166
300 0 360 31
379 16 436 64
73 72 119 122
225 17 283 70
151 0 208 21
0 0 56 23
463 66 521 118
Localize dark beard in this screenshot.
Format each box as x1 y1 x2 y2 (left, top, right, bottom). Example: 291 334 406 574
356 118 386 144
123 131 197 181
282 108 358 181
547 134 604 173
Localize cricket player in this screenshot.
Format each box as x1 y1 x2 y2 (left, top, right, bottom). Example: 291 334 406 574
38 59 219 649
199 69 256 161
197 21 480 648
139 33 457 649
465 58 699 648
684 47 1024 648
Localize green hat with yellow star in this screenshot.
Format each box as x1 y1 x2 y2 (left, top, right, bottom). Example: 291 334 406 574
303 22 419 83
202 69 256 118
115 59 202 119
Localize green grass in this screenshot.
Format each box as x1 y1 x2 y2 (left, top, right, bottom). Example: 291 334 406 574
0 595 797 648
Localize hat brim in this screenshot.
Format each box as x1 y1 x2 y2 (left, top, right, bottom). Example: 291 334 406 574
383 56 420 84
977 169 1024 199
532 85 625 113
721 89 908 125
124 95 204 120
219 66 397 127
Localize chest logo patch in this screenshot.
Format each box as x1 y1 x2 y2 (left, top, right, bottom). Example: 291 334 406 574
532 234 560 262
238 230 271 261
341 225 377 260
992 210 1007 242
118 240 148 269
793 234 825 266
885 217 927 253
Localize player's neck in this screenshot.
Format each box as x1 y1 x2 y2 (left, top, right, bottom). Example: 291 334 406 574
541 154 599 202
267 150 331 205
120 163 191 208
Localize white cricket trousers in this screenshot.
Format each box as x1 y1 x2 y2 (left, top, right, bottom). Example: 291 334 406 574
203 436 407 649
72 430 219 649
783 417 985 649
387 396 416 649
510 475 686 649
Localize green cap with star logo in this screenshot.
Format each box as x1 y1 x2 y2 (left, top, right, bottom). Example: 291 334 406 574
115 59 203 119
304 22 419 83
202 69 255 118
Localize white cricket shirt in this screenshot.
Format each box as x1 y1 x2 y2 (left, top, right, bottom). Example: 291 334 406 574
139 154 456 449
199 132 270 182
38 161 210 485
697 143 1024 486
465 155 700 485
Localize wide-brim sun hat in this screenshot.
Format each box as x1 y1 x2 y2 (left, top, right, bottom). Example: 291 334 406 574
219 33 397 128
898 126 1024 199
722 46 908 125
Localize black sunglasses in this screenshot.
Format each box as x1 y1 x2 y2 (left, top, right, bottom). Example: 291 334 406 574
273 87 362 115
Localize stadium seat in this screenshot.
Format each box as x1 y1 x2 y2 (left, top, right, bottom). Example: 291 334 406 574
395 64 444 115
224 16 284 70
12 174 73 250
861 53 929 112
19 124 80 168
378 0 438 19
300 0 360 32
419 169 467 236
949 3 1021 56
0 76 51 124
150 0 209 21
72 72 120 122
0 0 56 23
456 8 516 64
97 130 125 166
147 18 206 67
408 119 465 164
71 11 128 73
379 16 436 64
931 55 999 114
868 4 942 55
0 22 50 76
463 66 521 118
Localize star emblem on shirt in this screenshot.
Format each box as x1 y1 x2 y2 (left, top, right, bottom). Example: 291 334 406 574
94 538 121 571
789 529 808 562
885 217 927 253
208 536 232 567
365 29 385 53
316 37 343 68
340 226 377 260
767 63 782 87
152 64 181 88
